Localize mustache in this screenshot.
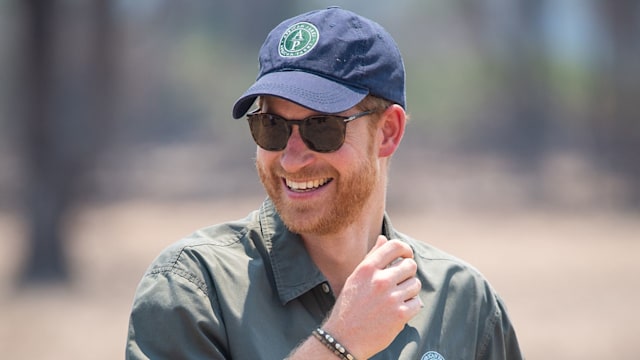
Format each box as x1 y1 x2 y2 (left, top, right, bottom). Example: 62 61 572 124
257 160 337 180
277 168 337 181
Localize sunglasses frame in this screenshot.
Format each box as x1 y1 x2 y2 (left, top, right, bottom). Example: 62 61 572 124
246 108 373 153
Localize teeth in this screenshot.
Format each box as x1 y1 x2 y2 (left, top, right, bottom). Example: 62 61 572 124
286 178 330 191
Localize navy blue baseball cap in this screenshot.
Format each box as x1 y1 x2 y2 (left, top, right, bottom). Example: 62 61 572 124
232 7 405 119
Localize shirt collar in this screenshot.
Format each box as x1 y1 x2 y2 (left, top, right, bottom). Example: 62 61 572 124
258 198 398 305
259 199 326 305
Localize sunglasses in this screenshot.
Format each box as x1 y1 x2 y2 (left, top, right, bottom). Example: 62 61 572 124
246 108 373 153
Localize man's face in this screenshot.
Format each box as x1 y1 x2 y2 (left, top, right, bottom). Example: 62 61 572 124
255 97 380 236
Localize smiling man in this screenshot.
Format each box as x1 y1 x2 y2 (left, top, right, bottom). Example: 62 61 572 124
126 7 522 360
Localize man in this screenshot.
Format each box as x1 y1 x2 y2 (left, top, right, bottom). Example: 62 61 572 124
126 7 522 360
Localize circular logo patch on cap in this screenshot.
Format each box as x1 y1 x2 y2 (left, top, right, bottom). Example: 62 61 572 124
279 22 319 57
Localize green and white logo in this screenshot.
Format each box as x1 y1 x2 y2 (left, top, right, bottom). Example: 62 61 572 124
279 22 319 57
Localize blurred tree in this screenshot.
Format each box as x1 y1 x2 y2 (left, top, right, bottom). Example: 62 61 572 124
462 0 552 167
591 0 640 207
215 0 299 46
457 0 552 206
501 0 552 171
19 0 115 284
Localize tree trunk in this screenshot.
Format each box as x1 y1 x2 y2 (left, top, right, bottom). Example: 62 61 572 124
591 0 640 207
19 0 115 285
19 0 71 284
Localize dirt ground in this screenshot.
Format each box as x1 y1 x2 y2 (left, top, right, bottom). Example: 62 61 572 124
1 198 639 359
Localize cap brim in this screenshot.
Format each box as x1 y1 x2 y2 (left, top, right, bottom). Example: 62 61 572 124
232 71 369 119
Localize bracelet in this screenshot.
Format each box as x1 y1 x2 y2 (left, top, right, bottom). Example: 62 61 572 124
312 328 357 360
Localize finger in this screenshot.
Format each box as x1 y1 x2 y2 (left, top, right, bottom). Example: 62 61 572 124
395 273 421 301
386 257 418 286
401 295 424 317
368 235 388 255
368 239 414 269
386 255 412 269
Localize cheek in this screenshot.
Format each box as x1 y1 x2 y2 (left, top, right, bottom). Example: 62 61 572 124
255 148 274 175
256 147 277 163
342 125 378 159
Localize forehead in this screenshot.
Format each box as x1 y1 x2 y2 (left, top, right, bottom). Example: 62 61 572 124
261 96 316 118
261 96 352 118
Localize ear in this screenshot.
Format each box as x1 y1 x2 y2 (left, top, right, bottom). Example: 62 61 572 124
377 104 406 158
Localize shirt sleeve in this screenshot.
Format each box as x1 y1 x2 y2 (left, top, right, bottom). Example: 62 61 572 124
125 260 228 359
477 295 523 360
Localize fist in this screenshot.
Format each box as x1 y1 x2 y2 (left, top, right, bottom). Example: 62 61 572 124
324 235 423 359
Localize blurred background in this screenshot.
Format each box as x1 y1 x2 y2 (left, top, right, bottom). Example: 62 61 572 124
1 0 639 359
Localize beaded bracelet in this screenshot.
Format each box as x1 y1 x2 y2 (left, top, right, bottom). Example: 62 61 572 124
312 328 357 360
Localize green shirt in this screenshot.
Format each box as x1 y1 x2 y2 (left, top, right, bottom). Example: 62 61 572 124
126 199 522 359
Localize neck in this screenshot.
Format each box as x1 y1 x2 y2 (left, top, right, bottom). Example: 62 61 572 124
300 193 386 295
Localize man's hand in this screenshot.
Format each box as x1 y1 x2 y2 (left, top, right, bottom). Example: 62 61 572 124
322 235 423 359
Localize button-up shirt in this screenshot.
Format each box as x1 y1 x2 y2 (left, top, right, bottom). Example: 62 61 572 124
126 199 522 359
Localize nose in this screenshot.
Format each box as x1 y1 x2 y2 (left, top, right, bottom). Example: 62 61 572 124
280 125 315 172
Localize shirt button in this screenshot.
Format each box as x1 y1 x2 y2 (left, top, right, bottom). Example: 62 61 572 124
321 282 331 294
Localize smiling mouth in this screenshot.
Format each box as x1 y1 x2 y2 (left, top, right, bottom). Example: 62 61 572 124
285 177 333 192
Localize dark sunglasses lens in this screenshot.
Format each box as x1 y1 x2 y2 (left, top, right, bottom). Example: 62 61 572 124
248 115 290 151
301 116 346 152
